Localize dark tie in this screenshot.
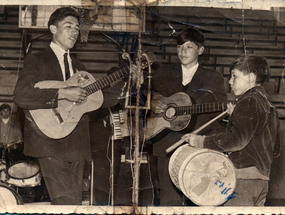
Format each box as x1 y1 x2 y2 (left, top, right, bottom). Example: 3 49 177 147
63 53 70 80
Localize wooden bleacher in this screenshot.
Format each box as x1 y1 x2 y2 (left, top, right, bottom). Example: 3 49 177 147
0 6 284 110
2 5 284 116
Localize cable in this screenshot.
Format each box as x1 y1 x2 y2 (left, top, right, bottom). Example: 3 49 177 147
100 31 126 53
106 134 112 206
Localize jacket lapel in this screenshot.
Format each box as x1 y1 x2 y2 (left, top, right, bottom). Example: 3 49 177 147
187 66 203 89
71 57 77 74
45 47 64 81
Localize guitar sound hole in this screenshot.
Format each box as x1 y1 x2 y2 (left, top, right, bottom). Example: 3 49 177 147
77 74 89 84
165 107 176 120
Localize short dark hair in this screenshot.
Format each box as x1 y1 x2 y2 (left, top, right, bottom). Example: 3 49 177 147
229 55 270 84
48 7 80 29
177 27 205 47
0 104 11 111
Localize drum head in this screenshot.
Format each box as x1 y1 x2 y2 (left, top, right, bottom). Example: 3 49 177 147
169 145 236 206
8 160 40 179
0 183 23 207
180 148 236 206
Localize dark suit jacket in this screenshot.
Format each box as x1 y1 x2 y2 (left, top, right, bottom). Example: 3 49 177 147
0 114 23 145
151 63 227 156
14 47 91 161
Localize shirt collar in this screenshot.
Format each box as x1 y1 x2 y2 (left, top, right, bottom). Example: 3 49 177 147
50 42 70 58
2 118 9 124
181 62 199 72
239 86 264 98
181 63 199 86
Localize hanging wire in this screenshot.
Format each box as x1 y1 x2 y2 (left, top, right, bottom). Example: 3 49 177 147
241 0 247 56
280 2 285 93
277 59 285 106
106 135 112 205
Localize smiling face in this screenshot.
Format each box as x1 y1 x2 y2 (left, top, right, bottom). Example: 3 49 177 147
50 16 79 51
177 41 204 69
229 69 256 96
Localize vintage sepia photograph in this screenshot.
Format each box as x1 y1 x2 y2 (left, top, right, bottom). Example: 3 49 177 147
0 0 284 214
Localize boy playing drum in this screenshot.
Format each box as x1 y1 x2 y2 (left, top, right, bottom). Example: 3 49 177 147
182 55 280 206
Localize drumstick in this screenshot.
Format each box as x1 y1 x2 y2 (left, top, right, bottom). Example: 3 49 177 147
166 110 228 153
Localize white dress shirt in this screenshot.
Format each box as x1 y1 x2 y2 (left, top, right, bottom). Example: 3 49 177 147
50 42 74 81
182 63 199 86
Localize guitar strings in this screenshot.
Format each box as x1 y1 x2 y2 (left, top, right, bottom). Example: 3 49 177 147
43 68 129 120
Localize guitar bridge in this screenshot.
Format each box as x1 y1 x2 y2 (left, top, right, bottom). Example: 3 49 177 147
51 108 63 123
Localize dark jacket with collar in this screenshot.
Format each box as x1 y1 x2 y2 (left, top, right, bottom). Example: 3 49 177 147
151 63 227 156
0 114 23 145
203 86 280 177
13 47 91 161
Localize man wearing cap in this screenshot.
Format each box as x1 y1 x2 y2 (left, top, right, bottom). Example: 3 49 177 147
149 27 227 205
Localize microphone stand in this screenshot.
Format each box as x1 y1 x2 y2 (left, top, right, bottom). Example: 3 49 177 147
122 6 151 209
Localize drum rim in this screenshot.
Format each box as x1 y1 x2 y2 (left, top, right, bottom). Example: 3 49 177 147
7 160 40 180
4 173 41 187
0 182 24 205
168 143 188 189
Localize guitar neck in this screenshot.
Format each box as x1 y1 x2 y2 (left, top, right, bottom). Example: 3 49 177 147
176 102 228 116
83 52 156 96
84 67 129 96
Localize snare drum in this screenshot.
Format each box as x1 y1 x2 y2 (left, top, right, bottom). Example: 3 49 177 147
1 170 41 187
3 143 41 187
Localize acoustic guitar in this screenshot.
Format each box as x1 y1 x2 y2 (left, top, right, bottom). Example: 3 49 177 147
29 53 155 139
145 92 227 140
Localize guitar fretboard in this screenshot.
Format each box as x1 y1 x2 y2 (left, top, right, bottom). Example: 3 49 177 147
84 67 129 96
176 102 227 116
83 52 155 96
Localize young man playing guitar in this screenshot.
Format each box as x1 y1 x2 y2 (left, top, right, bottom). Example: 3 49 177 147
14 7 91 205
150 27 227 206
